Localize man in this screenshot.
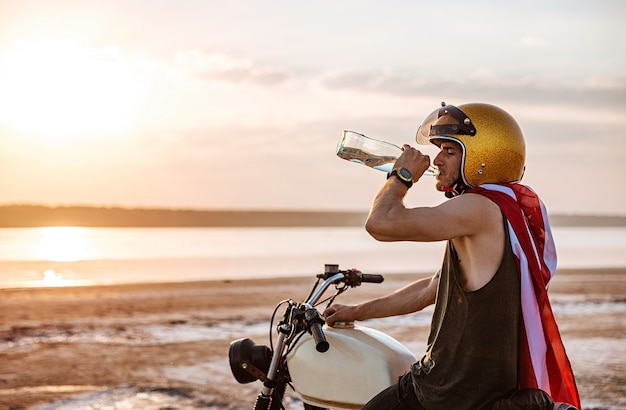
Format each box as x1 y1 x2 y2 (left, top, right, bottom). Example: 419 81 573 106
324 103 581 409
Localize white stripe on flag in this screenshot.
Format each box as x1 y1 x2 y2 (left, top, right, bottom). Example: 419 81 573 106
508 221 551 395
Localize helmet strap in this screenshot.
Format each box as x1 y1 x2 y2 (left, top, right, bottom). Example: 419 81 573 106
442 178 469 198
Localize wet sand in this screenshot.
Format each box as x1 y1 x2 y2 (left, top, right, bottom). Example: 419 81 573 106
0 268 624 409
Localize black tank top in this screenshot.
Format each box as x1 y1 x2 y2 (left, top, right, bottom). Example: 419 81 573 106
411 218 521 409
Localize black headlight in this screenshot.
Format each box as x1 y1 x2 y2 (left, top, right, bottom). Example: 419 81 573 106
228 338 272 384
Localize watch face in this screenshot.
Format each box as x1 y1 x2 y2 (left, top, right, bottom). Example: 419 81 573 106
398 167 412 181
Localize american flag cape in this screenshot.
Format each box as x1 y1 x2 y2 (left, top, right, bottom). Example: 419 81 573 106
469 183 581 409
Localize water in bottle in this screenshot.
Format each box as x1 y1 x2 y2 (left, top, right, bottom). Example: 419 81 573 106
336 130 438 175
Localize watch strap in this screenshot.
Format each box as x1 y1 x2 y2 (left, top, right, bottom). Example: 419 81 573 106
387 169 413 189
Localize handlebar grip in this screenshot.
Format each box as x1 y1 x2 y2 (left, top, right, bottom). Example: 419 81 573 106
305 308 329 352
360 273 384 283
310 321 329 353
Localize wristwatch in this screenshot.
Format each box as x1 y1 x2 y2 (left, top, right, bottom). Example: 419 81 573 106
387 167 413 189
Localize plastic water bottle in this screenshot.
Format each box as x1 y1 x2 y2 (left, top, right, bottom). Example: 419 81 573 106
336 130 438 175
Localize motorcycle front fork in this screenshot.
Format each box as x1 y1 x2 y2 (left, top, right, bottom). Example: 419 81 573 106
254 324 289 410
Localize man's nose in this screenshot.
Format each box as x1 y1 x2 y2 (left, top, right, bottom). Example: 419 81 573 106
433 152 444 166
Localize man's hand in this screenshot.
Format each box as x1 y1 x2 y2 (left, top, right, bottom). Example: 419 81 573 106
323 304 358 327
395 144 431 181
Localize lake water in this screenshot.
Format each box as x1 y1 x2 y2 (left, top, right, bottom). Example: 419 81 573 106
0 226 625 288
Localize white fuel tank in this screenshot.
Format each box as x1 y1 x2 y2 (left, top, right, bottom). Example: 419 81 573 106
286 323 417 409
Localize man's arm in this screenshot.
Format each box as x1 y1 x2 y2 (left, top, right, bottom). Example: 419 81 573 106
323 272 439 326
365 184 499 242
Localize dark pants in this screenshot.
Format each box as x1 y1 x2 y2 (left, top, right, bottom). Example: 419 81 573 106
362 373 560 410
362 372 425 410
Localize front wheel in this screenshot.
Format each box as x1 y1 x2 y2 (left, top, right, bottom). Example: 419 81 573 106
268 381 286 410
253 380 286 410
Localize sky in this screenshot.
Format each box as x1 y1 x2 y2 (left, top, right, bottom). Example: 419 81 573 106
0 0 624 215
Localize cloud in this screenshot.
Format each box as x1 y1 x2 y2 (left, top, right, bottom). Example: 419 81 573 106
316 68 626 114
172 49 622 115
175 50 292 86
147 49 625 136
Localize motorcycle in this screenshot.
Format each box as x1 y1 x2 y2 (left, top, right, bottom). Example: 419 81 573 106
229 264 580 410
228 264 416 410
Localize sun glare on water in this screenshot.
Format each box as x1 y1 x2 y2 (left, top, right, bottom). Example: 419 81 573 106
38 226 88 262
43 269 65 286
0 37 141 138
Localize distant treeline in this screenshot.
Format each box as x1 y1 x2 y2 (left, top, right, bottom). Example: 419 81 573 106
0 205 369 227
0 205 624 228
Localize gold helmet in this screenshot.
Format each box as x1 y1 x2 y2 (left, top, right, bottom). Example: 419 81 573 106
416 102 526 189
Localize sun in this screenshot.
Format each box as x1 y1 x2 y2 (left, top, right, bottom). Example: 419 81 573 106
0 37 141 139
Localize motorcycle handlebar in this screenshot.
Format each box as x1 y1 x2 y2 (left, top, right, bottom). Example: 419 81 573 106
316 268 384 285
308 268 384 307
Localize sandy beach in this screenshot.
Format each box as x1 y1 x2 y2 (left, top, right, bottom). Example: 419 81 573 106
0 268 624 410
